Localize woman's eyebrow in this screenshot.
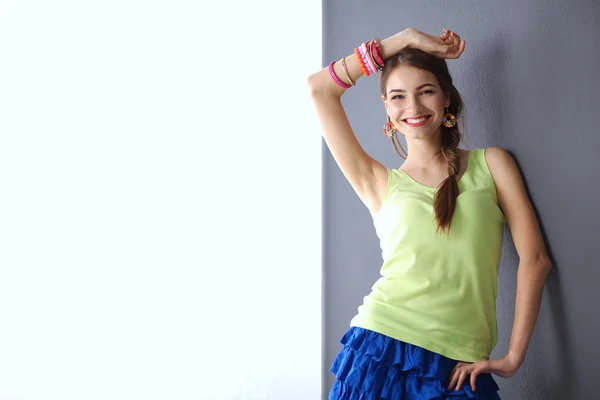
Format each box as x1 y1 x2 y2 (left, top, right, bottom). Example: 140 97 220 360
388 83 436 94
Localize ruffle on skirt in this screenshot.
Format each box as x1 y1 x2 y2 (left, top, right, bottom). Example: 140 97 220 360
328 327 501 400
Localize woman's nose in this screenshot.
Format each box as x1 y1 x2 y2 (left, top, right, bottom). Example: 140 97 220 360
405 95 422 112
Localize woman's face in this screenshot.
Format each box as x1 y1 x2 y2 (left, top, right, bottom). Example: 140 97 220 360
383 65 450 139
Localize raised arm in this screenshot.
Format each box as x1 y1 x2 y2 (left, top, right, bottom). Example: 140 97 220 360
306 32 409 215
306 28 465 215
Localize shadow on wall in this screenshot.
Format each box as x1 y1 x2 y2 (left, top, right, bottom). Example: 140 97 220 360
469 37 575 398
504 156 576 400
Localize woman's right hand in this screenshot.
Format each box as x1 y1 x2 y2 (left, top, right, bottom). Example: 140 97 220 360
402 27 466 59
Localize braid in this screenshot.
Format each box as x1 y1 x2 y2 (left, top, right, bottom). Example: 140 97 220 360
434 125 461 234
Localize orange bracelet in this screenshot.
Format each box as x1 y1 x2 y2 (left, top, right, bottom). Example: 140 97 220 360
354 47 370 76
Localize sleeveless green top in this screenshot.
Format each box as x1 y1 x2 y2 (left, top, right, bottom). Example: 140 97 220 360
350 148 507 362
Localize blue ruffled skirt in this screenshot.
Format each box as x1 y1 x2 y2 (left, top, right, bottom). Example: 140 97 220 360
328 327 501 400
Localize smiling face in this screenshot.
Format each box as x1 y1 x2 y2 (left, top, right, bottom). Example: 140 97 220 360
382 65 451 139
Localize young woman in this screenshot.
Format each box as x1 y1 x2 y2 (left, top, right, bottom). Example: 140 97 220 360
308 28 552 399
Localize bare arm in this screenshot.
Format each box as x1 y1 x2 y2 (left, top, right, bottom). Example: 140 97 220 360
306 31 413 215
485 147 552 364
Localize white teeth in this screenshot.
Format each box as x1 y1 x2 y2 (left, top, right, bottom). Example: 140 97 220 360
406 117 428 124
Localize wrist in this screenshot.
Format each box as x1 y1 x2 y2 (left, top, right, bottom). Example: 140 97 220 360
380 29 412 60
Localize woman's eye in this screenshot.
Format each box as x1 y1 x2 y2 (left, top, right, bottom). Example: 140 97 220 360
392 90 432 100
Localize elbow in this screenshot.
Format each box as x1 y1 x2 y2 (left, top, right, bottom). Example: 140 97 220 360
535 253 553 275
306 74 320 96
307 73 325 98
307 71 339 99
543 259 553 275
520 251 552 275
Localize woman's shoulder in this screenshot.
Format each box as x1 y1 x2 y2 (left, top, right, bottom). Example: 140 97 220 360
464 147 512 165
476 146 509 155
480 146 513 166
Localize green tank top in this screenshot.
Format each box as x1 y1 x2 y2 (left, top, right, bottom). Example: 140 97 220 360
350 148 507 362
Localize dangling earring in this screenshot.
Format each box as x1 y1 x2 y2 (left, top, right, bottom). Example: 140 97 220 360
442 107 457 128
383 118 397 137
384 116 407 159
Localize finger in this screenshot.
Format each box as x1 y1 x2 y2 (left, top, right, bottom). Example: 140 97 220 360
448 368 459 390
440 28 452 43
451 31 462 48
448 362 466 388
451 40 466 58
470 369 478 391
449 31 456 47
451 362 465 375
443 31 454 44
456 369 468 391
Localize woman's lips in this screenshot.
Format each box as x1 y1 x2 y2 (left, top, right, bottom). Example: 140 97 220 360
403 115 431 127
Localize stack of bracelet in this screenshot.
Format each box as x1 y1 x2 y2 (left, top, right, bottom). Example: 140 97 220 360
329 38 384 89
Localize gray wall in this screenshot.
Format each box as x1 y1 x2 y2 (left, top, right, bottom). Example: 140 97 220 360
322 1 600 399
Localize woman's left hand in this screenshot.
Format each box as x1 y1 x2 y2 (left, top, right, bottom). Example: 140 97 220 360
447 354 522 392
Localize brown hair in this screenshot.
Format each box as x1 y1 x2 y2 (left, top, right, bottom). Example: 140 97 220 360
380 48 465 234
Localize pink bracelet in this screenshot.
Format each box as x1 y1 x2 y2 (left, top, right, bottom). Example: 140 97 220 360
358 45 372 74
370 39 384 69
360 43 376 74
328 61 351 89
